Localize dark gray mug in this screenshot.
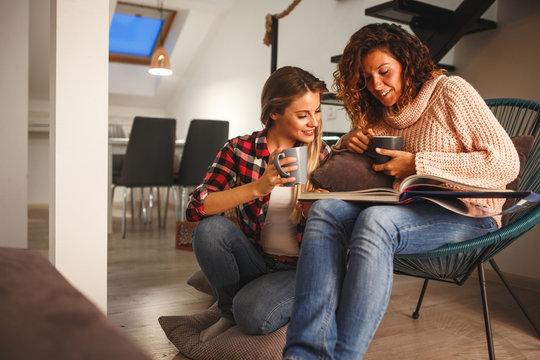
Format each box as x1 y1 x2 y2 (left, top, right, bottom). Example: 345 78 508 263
273 146 308 186
372 136 403 164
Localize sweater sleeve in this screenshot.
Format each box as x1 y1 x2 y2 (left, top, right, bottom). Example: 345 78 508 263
415 77 520 189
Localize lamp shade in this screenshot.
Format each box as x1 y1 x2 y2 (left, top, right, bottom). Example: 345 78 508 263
148 46 172 76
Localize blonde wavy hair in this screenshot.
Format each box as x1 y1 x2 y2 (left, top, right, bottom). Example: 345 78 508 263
260 66 328 224
334 23 445 129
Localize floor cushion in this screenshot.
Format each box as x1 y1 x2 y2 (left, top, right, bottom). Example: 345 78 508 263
160 270 287 359
187 269 214 296
159 303 286 360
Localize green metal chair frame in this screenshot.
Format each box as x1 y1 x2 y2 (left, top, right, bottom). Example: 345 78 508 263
393 98 540 360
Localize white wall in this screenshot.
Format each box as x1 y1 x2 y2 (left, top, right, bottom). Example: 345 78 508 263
49 0 109 311
166 0 387 139
166 0 269 139
454 0 540 101
0 0 29 248
453 0 540 280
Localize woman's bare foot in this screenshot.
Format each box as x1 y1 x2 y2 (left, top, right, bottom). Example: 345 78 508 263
199 317 236 342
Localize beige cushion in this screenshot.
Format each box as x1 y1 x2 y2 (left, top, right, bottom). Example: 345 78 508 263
158 303 286 360
187 270 214 296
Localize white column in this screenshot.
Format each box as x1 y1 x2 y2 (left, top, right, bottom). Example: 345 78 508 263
49 0 109 311
0 0 29 249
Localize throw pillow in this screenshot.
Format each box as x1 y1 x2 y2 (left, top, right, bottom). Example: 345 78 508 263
311 151 394 192
505 135 534 191
187 270 214 296
158 303 286 360
502 135 534 226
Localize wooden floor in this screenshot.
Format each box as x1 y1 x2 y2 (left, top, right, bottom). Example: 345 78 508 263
28 204 540 359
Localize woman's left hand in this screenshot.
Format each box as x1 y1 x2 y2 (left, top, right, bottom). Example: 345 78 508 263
296 201 311 219
372 149 416 179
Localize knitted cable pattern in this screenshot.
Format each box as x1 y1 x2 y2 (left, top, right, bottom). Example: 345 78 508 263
373 75 520 227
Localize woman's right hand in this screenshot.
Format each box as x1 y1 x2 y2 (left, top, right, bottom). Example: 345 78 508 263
256 148 297 196
203 148 296 213
340 128 375 154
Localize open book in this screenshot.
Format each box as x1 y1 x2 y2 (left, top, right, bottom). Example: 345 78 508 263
299 174 540 218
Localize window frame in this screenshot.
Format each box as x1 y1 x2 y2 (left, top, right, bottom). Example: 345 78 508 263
109 1 177 66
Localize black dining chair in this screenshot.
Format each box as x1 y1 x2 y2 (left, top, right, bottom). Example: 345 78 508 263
112 116 176 238
167 119 229 224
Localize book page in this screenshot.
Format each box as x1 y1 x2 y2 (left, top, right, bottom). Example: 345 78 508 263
410 196 490 217
501 193 540 215
400 192 540 217
298 188 398 202
399 174 512 193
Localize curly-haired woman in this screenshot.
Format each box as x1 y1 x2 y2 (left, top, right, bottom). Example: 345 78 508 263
283 23 519 360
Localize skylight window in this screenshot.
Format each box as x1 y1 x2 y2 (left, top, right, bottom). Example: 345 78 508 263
109 1 176 65
110 13 163 57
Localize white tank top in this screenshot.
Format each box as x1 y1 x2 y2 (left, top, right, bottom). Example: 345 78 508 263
260 186 299 256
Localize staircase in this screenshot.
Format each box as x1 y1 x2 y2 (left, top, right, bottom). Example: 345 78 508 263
332 0 497 71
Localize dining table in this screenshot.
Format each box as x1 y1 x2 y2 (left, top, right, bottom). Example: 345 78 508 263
108 137 185 234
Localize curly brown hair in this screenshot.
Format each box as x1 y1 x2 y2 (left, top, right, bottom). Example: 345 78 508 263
334 23 444 129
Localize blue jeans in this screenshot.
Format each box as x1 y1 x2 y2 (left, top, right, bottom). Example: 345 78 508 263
192 215 296 335
283 200 498 360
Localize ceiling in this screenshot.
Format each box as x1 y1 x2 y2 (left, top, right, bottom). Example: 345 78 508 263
29 0 237 109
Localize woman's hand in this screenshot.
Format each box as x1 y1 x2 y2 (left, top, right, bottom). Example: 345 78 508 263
340 128 375 154
255 148 298 196
372 149 416 179
296 201 312 219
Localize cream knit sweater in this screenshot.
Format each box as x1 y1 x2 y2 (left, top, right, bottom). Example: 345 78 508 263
370 75 520 227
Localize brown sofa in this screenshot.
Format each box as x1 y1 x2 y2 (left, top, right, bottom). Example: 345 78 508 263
0 247 152 360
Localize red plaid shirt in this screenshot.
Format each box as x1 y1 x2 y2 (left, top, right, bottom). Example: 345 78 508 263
186 128 331 248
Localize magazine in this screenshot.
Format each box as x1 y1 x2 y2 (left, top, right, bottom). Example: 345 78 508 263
298 174 540 218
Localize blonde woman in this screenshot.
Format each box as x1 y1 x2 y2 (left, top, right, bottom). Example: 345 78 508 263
186 66 331 341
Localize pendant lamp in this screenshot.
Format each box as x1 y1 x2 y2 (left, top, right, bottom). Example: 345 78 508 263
149 0 172 76
149 46 172 76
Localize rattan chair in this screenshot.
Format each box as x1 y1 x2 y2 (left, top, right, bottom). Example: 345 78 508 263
393 98 540 359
